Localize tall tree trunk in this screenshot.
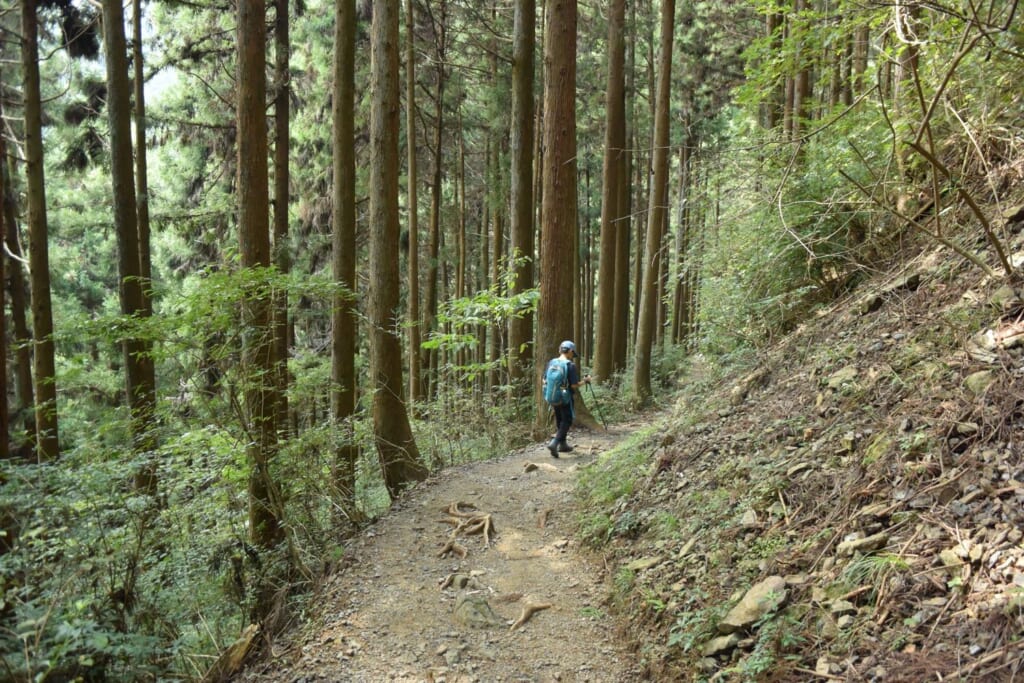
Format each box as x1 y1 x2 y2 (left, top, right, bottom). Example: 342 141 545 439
369 0 428 499
488 148 504 396
611 11 634 374
536 0 577 427
238 0 283 549
104 0 157 490
764 11 783 128
1 129 34 453
332 0 360 518
0 132 7 460
456 105 468 374
132 0 153 315
612 147 631 373
273 0 291 436
421 0 447 399
793 0 810 137
406 0 422 404
507 0 535 399
22 0 59 461
852 23 869 98
593 0 625 381
633 0 674 404
672 138 691 344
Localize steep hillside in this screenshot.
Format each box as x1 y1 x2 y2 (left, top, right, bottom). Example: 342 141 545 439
578 207 1024 680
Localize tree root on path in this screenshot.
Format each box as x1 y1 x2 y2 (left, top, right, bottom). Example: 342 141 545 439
437 502 496 558
509 602 552 631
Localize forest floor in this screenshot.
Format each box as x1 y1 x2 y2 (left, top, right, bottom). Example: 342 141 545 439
237 421 650 683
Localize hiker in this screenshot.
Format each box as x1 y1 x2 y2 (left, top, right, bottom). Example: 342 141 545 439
543 340 591 458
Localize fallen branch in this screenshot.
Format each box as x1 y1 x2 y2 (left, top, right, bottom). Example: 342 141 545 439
509 602 552 631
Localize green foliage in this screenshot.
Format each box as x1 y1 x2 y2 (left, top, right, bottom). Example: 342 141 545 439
667 590 721 653
727 612 806 680
836 553 910 601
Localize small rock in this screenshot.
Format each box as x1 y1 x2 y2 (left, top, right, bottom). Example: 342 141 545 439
703 634 740 657
718 576 788 634
740 509 759 529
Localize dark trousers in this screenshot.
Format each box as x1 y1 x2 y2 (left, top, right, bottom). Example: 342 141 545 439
552 402 574 443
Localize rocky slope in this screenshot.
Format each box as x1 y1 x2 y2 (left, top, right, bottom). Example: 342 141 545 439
586 214 1024 680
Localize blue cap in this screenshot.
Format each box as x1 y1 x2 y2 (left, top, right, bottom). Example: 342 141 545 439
559 340 576 353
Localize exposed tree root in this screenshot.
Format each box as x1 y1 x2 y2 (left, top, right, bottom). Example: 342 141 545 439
439 572 480 590
437 538 468 559
437 502 496 557
509 602 552 631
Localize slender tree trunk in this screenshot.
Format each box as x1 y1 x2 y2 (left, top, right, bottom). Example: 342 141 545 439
478 191 489 395
22 0 59 461
456 105 468 376
488 149 504 396
633 0 674 404
764 11 783 128
853 24 869 97
238 0 283 549
0 131 7 460
793 0 810 137
536 0 577 427
273 0 291 436
332 0 359 517
593 0 625 381
672 138 691 344
612 146 631 373
1 130 34 452
612 12 634 374
507 0 535 399
369 0 428 499
406 0 423 404
104 0 157 489
422 0 447 399
132 0 153 316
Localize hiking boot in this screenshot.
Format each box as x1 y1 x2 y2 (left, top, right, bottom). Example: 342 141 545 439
557 442 574 453
547 438 560 458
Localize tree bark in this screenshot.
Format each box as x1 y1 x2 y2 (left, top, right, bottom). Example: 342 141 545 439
1 128 34 454
273 0 291 436
104 0 158 491
0 130 7 460
633 0 674 404
369 0 428 499
132 0 153 316
536 0 577 427
594 0 625 382
22 0 59 461
421 0 447 399
406 0 422 404
612 12 635 374
332 0 360 517
507 0 536 398
238 0 283 549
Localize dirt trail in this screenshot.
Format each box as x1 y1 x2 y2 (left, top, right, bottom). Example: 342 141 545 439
240 424 646 683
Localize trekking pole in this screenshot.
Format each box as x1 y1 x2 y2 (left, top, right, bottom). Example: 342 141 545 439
586 382 608 430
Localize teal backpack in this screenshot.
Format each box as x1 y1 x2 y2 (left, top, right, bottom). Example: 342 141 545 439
543 358 570 406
